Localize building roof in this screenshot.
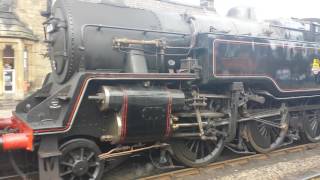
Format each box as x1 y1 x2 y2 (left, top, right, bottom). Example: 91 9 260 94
0 11 38 41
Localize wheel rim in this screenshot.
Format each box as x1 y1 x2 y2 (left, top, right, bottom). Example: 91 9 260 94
246 113 288 153
171 137 224 167
60 143 103 180
247 121 279 150
303 110 320 142
184 139 223 163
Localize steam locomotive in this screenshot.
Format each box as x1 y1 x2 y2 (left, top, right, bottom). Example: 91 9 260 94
1 0 320 179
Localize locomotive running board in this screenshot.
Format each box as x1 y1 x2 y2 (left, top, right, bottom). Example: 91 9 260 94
84 72 198 80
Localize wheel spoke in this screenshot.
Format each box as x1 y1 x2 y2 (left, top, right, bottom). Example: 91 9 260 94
205 141 213 153
195 141 200 157
316 122 320 137
61 161 74 167
70 175 76 180
185 140 192 147
312 119 318 130
189 140 196 151
258 123 268 137
89 162 99 167
302 110 320 142
171 134 224 166
59 139 103 180
262 126 268 137
308 116 316 123
60 170 72 177
86 152 95 161
80 148 85 160
247 119 282 153
200 141 205 158
269 127 279 142
312 120 319 137
69 151 79 162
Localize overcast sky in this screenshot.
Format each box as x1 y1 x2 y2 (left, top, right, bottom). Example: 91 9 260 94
173 0 319 20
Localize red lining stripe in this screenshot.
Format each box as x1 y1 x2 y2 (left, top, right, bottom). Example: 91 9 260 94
120 89 128 142
165 94 172 138
34 77 90 133
213 39 320 92
34 73 189 134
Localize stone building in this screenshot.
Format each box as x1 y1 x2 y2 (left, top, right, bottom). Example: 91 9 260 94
0 0 50 100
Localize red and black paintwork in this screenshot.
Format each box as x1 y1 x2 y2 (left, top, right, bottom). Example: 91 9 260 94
98 86 184 143
0 116 33 151
2 0 320 178
5 34 320 151
12 73 193 138
0 72 191 179
196 34 320 98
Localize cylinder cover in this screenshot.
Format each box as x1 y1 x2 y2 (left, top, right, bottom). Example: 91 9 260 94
98 86 185 143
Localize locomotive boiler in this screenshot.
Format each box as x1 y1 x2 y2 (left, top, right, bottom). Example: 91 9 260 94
1 0 320 179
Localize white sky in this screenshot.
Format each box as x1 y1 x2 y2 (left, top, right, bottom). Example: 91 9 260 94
173 0 320 20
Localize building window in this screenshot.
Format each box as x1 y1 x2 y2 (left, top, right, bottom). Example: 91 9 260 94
24 47 29 80
3 45 14 70
3 44 15 93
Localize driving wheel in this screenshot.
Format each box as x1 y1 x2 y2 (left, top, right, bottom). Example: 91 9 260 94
170 136 224 167
244 109 289 153
301 110 320 143
59 139 104 180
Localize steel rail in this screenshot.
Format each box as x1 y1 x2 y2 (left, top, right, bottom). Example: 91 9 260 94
302 172 320 180
0 171 37 180
0 143 319 179
139 143 320 180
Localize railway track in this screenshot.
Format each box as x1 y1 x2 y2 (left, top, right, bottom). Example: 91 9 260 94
139 143 320 180
303 172 320 180
1 142 319 180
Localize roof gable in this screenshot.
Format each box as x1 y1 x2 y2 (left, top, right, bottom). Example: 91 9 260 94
0 0 37 40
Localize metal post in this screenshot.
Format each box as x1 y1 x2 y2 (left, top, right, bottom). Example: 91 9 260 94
226 82 243 142
38 135 62 180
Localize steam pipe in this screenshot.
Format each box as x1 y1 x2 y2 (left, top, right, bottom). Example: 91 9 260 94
80 24 188 51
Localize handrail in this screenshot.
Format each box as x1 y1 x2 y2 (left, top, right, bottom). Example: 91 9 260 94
79 24 188 51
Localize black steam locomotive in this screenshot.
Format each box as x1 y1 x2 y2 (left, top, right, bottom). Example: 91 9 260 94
1 0 320 179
